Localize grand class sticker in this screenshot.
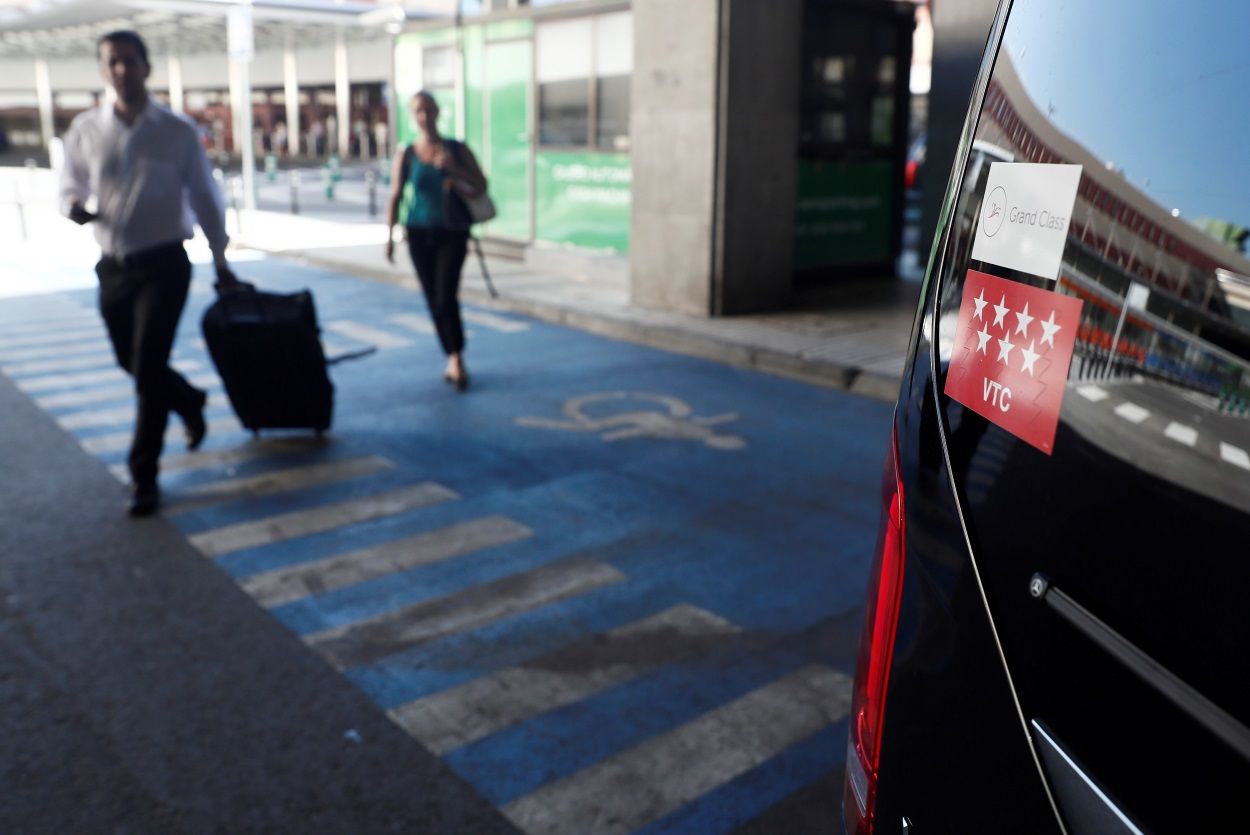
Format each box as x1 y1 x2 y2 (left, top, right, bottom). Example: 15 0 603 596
971 163 1081 281
944 269 1083 455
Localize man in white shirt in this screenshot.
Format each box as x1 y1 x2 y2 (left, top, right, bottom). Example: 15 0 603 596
60 30 240 516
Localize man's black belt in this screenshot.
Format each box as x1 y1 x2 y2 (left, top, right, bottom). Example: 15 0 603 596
101 241 185 270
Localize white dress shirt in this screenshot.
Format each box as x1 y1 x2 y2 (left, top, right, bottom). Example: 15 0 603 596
59 99 229 266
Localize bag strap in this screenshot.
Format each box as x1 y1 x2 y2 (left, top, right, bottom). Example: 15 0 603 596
399 143 415 183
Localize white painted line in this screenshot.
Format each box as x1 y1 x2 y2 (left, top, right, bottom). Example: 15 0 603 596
19 367 128 392
0 328 106 350
1163 422 1198 447
188 482 459 558
110 434 331 482
57 404 135 431
462 309 529 333
1220 443 1250 471
325 320 415 349
0 313 96 334
167 455 395 514
390 605 739 755
502 664 854 835
243 514 533 608
387 313 435 335
5 353 118 377
0 340 110 364
1113 402 1150 424
17 360 202 393
36 373 219 410
305 556 625 670
1076 385 1110 402
80 415 240 455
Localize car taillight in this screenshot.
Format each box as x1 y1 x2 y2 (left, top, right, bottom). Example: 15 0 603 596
845 427 906 835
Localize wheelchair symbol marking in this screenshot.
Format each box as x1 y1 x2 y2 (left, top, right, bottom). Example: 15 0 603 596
516 392 747 451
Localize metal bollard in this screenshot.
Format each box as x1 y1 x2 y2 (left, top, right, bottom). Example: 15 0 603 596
365 170 377 217
289 170 301 215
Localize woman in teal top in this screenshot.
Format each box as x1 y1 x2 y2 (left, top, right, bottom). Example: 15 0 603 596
385 91 487 390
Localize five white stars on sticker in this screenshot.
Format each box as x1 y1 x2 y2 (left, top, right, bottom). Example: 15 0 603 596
969 283 1064 377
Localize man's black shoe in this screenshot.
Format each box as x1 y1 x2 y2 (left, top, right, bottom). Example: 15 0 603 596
185 390 208 451
129 482 160 517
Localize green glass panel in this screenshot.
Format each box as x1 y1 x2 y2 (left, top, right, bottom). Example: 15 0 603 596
793 159 892 267
463 26 486 154
484 40 532 241
535 151 631 253
485 19 534 41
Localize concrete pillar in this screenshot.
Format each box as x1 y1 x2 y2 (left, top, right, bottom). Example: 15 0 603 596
630 0 802 316
227 4 256 211
334 32 351 156
34 58 54 151
168 55 184 113
284 44 301 156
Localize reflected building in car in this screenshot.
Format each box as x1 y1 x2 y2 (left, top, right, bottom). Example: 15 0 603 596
967 52 1250 408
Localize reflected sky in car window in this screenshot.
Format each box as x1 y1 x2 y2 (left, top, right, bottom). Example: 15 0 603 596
1004 0 1250 228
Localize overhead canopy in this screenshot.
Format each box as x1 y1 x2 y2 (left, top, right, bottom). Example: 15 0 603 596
0 0 449 59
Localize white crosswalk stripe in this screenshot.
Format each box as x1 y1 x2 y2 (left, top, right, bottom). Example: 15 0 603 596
0 318 99 338
17 359 202 393
5 353 123 377
188 482 459 557
81 415 240 455
462 309 530 333
242 514 533 608
305 556 625 670
387 313 435 335
167 455 396 514
57 404 136 431
37 373 219 410
1113 401 1150 424
1076 384 1110 402
136 435 331 480
0 340 112 364
501 664 853 835
0 328 106 350
1163 422 1198 447
325 320 415 349
390 605 739 755
1219 443 1250 471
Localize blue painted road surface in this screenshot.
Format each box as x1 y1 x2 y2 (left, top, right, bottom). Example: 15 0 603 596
0 254 893 834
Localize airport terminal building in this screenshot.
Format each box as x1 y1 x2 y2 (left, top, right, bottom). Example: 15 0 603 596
1 0 924 315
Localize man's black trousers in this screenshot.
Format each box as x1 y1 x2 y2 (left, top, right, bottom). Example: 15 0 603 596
95 243 203 487
406 228 468 356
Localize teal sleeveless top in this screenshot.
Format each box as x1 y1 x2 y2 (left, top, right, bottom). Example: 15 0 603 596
399 144 447 229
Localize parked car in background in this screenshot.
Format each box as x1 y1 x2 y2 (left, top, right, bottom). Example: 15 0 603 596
844 1 1250 832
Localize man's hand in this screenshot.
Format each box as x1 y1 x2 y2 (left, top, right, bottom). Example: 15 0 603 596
214 263 243 293
68 202 97 225
385 238 395 264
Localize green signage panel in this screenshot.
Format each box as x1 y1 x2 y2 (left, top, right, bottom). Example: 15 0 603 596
484 40 532 241
793 159 893 267
535 151 631 254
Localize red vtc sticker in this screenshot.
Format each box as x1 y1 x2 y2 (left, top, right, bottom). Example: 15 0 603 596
944 269 1084 455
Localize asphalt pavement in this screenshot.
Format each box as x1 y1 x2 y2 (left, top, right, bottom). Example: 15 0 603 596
0 240 895 833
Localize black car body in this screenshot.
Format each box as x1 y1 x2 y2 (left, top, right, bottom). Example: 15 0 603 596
843 2 1250 833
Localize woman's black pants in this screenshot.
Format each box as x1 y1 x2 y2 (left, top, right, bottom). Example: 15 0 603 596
95 242 202 488
406 228 469 356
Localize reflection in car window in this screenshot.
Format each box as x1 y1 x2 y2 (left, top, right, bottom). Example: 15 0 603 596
937 0 1250 513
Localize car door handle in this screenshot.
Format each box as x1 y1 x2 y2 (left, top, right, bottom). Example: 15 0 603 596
1029 574 1250 761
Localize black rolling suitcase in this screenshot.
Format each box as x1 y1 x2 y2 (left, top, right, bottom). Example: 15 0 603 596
202 284 340 435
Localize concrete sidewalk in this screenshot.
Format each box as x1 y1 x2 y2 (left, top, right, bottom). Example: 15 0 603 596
232 210 922 402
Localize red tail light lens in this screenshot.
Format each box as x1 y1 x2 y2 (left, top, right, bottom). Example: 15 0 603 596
845 427 906 835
